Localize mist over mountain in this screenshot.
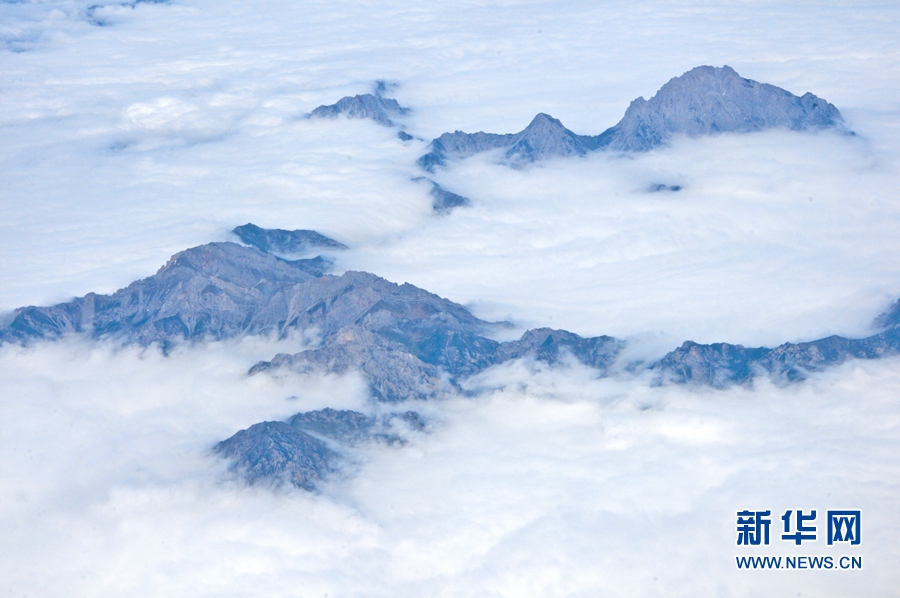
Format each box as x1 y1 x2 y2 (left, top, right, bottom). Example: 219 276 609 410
3 1 899 593
4 229 900 488
309 93 410 127
213 408 424 490
656 329 900 387
419 65 845 170
411 178 471 213
0 237 624 403
419 112 600 171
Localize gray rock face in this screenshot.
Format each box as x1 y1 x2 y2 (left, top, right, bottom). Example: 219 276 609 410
418 66 844 169
287 408 375 442
655 310 900 387
309 93 410 127
0 243 623 402
246 270 502 402
248 276 624 402
596 65 844 152
232 223 347 255
214 407 426 489
0 243 323 348
872 298 900 330
418 113 599 171
213 420 337 490
496 327 623 370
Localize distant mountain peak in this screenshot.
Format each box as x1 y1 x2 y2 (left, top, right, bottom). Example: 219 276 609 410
596 65 845 151
418 111 597 171
309 93 410 127
504 112 598 161
418 65 845 169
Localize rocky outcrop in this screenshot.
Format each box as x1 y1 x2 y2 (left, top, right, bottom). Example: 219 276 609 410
309 93 410 127
495 327 622 370
430 182 470 213
872 298 900 330
232 223 347 255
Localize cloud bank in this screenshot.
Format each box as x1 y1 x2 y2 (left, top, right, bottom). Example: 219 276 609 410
0 341 897 596
2 0 900 595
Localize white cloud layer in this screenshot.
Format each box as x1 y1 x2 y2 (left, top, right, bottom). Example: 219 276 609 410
1 0 899 350
0 342 897 596
2 0 900 595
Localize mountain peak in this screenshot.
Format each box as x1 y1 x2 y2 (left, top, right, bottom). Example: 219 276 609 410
505 112 594 161
598 65 845 151
418 112 596 169
417 65 845 169
309 93 410 127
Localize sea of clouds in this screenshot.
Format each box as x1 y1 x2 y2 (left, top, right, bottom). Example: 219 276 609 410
1 0 899 596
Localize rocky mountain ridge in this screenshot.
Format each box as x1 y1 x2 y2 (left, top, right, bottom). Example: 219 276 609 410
418 65 845 170
3 227 898 490
653 291 900 388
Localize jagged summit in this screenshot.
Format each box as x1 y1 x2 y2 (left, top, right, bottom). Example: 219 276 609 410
418 65 845 169
309 93 410 127
596 65 845 151
505 113 600 161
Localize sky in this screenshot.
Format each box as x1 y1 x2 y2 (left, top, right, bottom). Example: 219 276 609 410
1 0 899 596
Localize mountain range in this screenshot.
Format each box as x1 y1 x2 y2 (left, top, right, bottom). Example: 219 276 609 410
0 70 866 490
412 65 845 169
2 224 899 489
